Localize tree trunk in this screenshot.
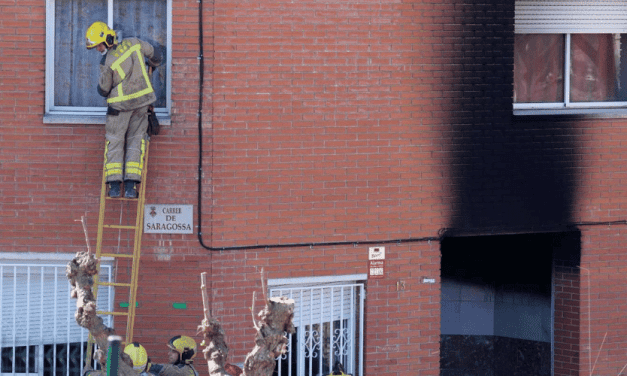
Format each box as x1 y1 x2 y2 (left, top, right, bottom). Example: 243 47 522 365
243 296 295 376
66 251 135 376
198 316 232 376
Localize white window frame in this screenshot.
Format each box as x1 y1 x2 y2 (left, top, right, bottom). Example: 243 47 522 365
268 274 366 376
44 0 172 125
0 253 114 376
514 1 627 116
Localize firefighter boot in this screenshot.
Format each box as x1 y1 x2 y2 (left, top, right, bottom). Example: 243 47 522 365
108 181 121 198
124 180 138 199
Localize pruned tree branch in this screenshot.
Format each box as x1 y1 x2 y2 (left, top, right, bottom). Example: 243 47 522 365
243 271 295 376
198 270 294 376
198 272 233 376
66 251 134 376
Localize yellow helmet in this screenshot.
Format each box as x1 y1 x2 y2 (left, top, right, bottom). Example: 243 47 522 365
85 21 117 49
123 342 148 373
167 335 196 364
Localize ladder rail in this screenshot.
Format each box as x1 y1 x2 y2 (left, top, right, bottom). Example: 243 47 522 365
86 140 150 365
126 142 149 342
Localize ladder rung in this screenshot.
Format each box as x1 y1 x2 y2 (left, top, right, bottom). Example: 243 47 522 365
97 311 129 317
104 224 136 230
90 140 149 350
100 253 134 259
98 281 132 287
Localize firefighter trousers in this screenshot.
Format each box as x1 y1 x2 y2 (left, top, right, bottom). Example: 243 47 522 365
104 105 149 183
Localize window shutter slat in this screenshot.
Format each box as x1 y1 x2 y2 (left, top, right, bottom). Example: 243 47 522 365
516 1 627 33
270 284 357 327
1 264 113 347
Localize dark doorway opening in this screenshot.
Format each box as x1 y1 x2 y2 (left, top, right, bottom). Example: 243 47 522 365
440 231 580 376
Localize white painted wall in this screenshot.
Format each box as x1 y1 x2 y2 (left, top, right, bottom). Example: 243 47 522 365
441 278 495 335
494 286 551 342
441 277 551 342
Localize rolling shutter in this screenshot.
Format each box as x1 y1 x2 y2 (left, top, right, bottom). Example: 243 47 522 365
269 283 360 327
1 262 113 348
515 1 627 34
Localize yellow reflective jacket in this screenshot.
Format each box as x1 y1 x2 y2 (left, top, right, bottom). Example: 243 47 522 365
98 37 162 111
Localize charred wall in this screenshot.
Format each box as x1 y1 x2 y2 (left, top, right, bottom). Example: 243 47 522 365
439 0 579 232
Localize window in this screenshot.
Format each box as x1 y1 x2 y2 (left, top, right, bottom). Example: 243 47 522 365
268 275 365 376
0 254 113 376
514 1 627 115
44 0 172 124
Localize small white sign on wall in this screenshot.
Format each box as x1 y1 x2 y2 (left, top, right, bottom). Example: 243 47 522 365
368 247 385 279
144 204 193 234
369 246 385 260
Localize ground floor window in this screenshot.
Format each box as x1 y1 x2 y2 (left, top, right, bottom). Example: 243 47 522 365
268 274 366 376
0 254 113 376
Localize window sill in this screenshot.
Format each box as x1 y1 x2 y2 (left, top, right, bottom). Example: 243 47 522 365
43 112 172 126
514 108 627 118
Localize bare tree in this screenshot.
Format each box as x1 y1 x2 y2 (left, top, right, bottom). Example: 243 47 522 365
198 269 295 376
66 251 135 376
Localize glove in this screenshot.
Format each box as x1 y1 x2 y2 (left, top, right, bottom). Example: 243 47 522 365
147 105 160 136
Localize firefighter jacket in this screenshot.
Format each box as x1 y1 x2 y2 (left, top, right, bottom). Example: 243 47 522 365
98 37 162 111
149 362 198 376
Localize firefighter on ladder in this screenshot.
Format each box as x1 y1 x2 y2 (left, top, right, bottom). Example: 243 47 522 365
85 21 162 198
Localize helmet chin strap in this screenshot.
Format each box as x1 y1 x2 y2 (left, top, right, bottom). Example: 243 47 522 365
100 49 107 56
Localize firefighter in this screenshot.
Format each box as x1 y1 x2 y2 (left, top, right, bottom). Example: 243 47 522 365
149 335 199 376
85 21 162 198
124 342 153 375
83 341 140 376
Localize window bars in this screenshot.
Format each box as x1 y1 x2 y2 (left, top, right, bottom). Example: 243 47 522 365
0 263 113 376
270 283 364 376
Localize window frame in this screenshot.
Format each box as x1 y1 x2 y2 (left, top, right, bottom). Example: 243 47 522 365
44 0 172 125
514 33 627 115
514 1 627 116
268 274 366 376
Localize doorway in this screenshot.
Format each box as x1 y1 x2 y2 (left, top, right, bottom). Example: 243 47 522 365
440 231 580 375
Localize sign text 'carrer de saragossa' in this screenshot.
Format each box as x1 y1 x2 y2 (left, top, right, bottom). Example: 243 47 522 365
144 204 193 234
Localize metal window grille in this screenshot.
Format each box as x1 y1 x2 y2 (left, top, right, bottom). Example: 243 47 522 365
270 283 364 376
0 262 113 376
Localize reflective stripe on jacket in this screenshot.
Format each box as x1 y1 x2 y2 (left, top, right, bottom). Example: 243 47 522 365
98 37 162 111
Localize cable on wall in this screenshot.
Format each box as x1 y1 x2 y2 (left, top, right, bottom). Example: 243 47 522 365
194 1 627 252
192 0 441 252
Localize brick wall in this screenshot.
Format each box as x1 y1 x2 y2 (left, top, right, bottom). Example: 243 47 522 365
4 0 627 374
207 0 448 246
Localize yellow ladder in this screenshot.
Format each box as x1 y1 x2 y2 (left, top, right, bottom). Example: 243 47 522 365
86 141 150 361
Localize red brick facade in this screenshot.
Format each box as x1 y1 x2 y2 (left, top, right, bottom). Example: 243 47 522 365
3 0 627 374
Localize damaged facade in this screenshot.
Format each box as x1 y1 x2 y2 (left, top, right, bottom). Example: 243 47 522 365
1 0 627 375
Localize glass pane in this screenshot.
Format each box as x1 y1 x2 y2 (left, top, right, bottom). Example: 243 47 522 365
54 0 108 107
1 346 37 373
514 34 564 103
43 342 85 376
114 0 168 108
570 34 627 102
